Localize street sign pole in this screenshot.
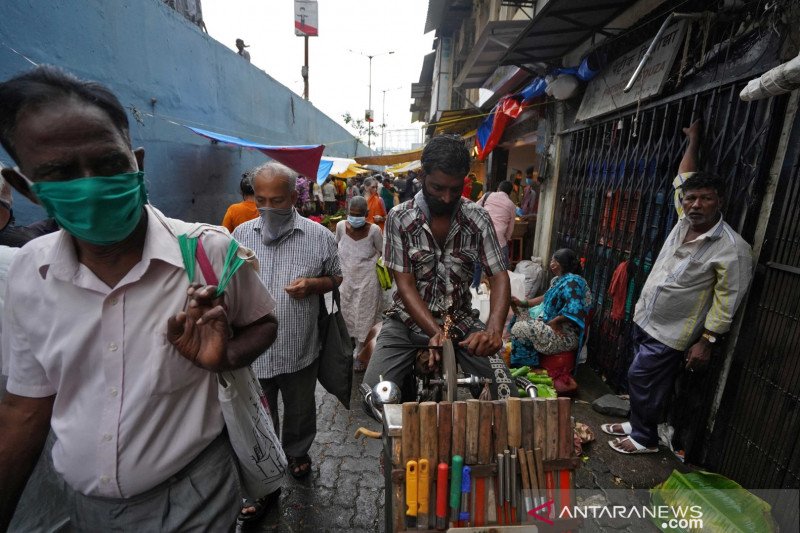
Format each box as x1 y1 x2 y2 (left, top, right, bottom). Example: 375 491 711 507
304 35 309 100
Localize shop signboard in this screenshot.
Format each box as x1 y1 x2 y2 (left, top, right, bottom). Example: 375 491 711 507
294 0 319 37
576 19 687 122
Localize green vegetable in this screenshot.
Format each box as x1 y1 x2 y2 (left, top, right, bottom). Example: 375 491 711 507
535 384 557 398
528 374 553 385
511 365 530 377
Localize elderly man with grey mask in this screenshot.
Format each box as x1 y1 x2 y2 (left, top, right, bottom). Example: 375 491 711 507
232 162 342 481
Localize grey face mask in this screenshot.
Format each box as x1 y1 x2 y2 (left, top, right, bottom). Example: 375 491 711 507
258 206 296 244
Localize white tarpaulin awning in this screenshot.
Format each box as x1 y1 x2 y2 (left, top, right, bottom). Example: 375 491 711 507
321 157 356 175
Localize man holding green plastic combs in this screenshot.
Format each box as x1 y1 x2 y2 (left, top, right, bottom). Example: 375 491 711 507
0 66 279 531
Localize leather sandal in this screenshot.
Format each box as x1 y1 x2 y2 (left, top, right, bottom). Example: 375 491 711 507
238 488 280 524
288 454 312 479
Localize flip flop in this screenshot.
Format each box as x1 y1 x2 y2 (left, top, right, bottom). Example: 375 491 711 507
600 422 631 436
238 488 281 524
288 454 312 479
608 436 658 455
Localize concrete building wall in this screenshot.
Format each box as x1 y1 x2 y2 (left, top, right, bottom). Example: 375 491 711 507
0 0 366 226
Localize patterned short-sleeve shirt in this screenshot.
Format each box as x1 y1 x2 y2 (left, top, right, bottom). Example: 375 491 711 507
383 191 505 337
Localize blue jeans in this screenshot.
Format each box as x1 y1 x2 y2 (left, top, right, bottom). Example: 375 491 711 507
472 245 509 288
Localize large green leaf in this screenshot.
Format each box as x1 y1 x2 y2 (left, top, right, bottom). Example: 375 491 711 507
650 470 776 533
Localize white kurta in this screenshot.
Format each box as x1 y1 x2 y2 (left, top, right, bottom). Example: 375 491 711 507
335 221 385 342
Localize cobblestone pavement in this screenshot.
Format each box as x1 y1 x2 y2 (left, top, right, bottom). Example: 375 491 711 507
245 373 386 533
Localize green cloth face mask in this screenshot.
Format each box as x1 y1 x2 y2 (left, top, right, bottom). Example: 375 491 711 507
30 171 148 245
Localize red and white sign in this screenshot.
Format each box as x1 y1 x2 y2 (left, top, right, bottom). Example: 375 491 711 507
294 0 319 37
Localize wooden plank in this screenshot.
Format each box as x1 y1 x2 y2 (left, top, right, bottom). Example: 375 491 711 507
452 401 467 460
478 401 493 465
419 402 438 467
402 402 419 464
557 398 572 459
521 398 534 452
465 399 480 464
419 401 438 525
532 399 546 452
544 398 559 461
437 401 453 465
506 397 521 450
492 400 508 456
392 436 404 532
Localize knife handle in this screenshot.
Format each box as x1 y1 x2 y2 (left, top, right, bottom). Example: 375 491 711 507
406 460 418 518
435 463 449 530
418 459 429 515
449 455 464 519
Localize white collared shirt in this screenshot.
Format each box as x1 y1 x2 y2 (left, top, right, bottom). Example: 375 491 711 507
2 205 275 497
633 215 753 350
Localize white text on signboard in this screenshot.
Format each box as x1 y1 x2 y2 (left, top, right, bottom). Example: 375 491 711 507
576 20 687 122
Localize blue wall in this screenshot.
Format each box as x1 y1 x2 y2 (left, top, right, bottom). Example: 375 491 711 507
0 0 367 225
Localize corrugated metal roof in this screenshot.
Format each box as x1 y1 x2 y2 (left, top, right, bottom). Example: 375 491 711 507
454 20 530 88
426 108 484 137
424 0 473 35
501 0 631 66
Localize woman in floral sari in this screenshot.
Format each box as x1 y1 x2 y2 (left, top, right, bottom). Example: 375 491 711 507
509 248 592 369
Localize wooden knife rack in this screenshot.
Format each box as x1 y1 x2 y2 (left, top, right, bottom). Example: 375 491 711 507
381 397 581 532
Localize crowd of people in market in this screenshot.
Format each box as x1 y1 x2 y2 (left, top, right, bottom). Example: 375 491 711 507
0 65 753 530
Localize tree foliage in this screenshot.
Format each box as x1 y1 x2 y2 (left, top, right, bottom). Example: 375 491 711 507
342 112 378 148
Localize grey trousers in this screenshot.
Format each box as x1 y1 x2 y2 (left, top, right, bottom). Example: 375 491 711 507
69 432 240 532
363 317 515 400
259 358 319 458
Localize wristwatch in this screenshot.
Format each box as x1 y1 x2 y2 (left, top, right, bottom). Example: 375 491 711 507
701 332 718 344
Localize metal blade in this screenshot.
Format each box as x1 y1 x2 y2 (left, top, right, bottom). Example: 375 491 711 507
442 338 457 403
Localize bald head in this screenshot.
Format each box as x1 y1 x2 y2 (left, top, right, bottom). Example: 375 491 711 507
252 162 297 193
251 162 298 209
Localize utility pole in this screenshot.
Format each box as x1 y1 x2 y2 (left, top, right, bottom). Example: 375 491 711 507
381 86 402 154
295 1 318 100
367 55 373 150
351 49 394 153
303 35 309 100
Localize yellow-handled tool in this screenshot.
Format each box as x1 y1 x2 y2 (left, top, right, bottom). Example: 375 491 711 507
406 460 418 529
418 459 430 530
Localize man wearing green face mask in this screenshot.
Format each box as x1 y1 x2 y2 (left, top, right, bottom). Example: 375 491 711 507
0 66 280 531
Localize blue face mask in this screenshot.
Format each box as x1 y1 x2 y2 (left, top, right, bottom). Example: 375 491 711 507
348 215 366 228
525 178 534 186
